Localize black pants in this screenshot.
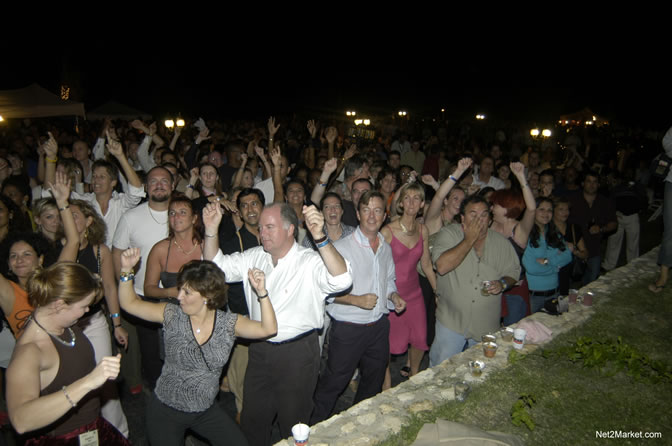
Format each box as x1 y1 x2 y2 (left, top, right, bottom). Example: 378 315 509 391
310 316 389 424
241 331 320 446
131 295 163 390
146 393 247 446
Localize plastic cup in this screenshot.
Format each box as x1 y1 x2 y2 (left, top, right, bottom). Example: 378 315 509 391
469 360 485 377
482 334 497 344
582 291 594 306
483 342 498 358
454 381 471 402
292 423 310 446
500 327 514 342
513 328 527 350
568 289 578 304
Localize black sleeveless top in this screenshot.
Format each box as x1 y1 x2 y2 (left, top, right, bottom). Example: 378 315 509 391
76 244 103 315
39 325 100 437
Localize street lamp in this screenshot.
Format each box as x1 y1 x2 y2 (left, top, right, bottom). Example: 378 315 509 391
398 110 407 117
542 129 552 137
346 110 356 117
476 114 486 120
165 116 185 130
530 128 540 137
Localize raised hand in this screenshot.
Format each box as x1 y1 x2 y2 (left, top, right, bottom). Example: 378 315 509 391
456 157 473 174
254 145 267 160
189 167 199 183
303 205 326 240
48 171 71 202
130 119 146 131
240 153 248 165
270 146 282 167
323 158 338 175
195 128 210 145
247 268 267 297
509 161 526 179
267 116 280 138
325 127 338 145
148 122 157 136
106 129 124 158
42 132 58 159
120 248 141 271
202 202 223 232
343 144 357 160
421 174 439 190
307 120 317 139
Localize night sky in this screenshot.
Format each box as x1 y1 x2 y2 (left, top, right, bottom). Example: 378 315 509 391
3 45 669 129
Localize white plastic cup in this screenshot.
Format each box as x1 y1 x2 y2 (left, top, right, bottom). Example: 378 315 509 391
292 423 310 445
513 328 527 350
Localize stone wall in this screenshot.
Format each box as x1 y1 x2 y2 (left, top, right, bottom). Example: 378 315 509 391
275 248 660 446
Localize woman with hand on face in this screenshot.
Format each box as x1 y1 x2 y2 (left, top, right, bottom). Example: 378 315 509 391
119 247 277 446
381 183 436 388
522 197 573 313
6 262 127 444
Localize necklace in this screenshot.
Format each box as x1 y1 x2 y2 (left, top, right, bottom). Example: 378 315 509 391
173 238 199 256
30 315 76 348
147 206 168 225
399 220 415 234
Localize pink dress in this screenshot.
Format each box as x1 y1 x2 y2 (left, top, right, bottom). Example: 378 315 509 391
389 231 428 354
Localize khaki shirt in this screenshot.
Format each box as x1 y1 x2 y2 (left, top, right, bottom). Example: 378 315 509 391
431 224 521 340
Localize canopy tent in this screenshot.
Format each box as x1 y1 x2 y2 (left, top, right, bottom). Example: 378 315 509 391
559 107 609 127
87 100 152 121
0 83 85 119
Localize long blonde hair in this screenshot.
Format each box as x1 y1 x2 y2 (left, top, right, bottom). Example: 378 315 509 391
27 261 103 308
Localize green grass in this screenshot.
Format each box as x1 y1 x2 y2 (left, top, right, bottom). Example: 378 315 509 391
377 274 672 445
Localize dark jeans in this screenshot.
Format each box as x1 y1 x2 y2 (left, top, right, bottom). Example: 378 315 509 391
146 393 247 446
241 331 320 446
311 316 390 424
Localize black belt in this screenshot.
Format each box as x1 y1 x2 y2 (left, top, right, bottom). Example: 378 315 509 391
267 329 317 345
333 315 384 327
529 288 558 297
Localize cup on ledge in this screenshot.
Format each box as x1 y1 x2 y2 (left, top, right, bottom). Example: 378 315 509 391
513 328 527 350
582 291 594 306
454 381 471 402
500 327 514 342
483 342 498 358
291 423 310 446
568 288 578 304
469 360 485 377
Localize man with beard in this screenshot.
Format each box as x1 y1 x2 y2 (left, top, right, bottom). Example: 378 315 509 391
112 166 174 391
219 188 264 421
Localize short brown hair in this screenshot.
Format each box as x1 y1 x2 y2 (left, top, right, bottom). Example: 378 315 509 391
177 260 228 310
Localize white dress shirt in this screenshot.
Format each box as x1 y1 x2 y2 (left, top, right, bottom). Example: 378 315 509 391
212 242 352 342
327 227 397 324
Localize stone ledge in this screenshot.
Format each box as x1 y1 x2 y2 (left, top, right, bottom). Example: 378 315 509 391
276 248 660 446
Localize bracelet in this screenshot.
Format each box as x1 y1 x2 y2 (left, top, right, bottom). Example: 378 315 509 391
257 292 269 299
313 234 328 244
319 182 328 187
521 183 529 189
114 324 122 328
205 233 217 238
58 203 70 211
187 184 195 189
110 313 120 319
315 238 330 249
62 386 76 408
120 272 135 282
499 278 508 291
449 175 459 182
46 157 58 163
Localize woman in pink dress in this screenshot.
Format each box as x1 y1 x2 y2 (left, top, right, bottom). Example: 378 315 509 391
381 182 436 389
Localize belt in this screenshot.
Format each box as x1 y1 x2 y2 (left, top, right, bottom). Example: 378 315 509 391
333 315 385 327
529 288 558 297
267 329 317 345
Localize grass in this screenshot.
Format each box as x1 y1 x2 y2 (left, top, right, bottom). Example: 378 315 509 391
377 273 672 446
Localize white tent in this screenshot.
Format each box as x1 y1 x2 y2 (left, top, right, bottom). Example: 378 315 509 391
0 83 85 119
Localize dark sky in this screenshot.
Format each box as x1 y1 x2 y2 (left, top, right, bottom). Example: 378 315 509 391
3 47 669 129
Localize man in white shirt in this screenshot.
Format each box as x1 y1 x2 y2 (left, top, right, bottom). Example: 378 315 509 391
311 191 406 424
112 166 173 390
203 201 351 446
472 156 505 191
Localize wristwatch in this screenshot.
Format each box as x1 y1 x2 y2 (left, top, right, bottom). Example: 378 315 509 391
499 278 508 291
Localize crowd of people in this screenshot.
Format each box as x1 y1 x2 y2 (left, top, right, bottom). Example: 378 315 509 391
0 112 667 445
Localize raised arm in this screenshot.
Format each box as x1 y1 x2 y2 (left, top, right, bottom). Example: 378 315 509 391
303 205 347 276
99 245 128 349
510 161 536 248
232 153 249 189
325 126 338 160
267 116 280 151
424 158 472 226
169 127 182 151
118 248 166 323
42 132 59 189
51 172 79 262
270 146 285 204
234 269 278 339
106 130 142 188
255 146 272 180
7 345 121 435
310 158 338 205
202 203 223 261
